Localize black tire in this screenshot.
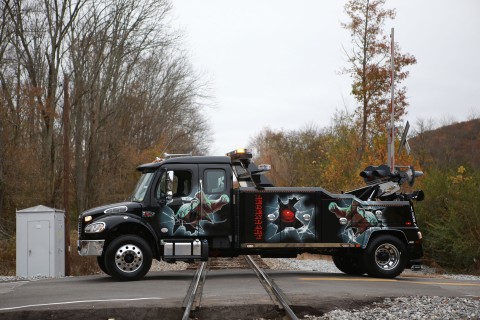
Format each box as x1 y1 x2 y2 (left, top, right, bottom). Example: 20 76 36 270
104 235 152 281
97 254 109 275
332 252 366 275
363 235 407 278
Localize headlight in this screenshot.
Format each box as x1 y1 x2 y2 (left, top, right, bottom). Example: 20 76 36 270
85 222 106 233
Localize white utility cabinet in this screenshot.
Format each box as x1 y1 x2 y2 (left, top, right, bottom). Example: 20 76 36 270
16 205 65 278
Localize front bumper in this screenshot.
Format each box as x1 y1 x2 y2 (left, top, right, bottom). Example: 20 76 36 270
78 240 105 256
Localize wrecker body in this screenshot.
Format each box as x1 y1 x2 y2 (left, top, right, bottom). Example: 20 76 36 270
78 149 424 281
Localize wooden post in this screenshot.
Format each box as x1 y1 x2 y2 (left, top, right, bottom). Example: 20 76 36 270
63 74 71 276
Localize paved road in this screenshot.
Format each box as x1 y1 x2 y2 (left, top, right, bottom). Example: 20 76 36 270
1 270 479 319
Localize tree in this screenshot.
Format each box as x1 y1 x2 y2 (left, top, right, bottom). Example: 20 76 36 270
68 0 209 211
342 0 416 159
3 0 85 206
0 0 210 230
415 166 480 272
249 125 330 188
321 109 364 192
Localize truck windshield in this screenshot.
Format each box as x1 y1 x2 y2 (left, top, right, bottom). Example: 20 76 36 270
130 172 154 202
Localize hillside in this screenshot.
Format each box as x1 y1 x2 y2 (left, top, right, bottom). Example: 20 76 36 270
409 118 480 170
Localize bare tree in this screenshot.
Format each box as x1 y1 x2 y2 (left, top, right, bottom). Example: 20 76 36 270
68 0 209 210
3 0 84 206
0 0 210 226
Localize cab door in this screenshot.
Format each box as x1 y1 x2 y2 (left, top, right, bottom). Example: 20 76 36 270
153 164 200 237
198 164 233 242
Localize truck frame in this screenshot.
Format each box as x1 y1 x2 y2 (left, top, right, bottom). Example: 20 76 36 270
78 149 424 281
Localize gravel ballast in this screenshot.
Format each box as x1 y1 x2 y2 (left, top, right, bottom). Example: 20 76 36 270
142 256 480 319
263 257 480 319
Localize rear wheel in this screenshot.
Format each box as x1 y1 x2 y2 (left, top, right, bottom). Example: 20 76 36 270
104 235 152 281
332 252 365 275
363 235 407 278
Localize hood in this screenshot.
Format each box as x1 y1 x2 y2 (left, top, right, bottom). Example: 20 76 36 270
80 201 143 218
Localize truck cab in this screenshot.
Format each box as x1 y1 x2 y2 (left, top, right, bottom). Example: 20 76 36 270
78 149 424 281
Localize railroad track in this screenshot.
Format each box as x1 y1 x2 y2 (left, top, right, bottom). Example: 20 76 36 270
244 255 299 320
182 256 299 320
186 255 269 269
182 261 208 320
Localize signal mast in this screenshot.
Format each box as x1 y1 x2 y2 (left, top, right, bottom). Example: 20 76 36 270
387 28 395 174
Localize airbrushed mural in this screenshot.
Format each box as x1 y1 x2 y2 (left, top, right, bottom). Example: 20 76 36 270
243 191 395 245
265 195 316 242
327 198 387 245
158 189 231 236
244 192 317 243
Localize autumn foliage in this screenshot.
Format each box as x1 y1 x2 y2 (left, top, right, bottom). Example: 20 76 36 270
342 0 416 159
0 0 209 239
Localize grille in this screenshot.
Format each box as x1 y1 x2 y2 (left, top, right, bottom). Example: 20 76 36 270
77 216 83 238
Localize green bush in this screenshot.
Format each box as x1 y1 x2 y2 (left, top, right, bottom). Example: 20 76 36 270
416 166 480 273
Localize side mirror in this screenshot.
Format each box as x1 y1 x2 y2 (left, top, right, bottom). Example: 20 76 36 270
159 169 174 205
166 170 174 201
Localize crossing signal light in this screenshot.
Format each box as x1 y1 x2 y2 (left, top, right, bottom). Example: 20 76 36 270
399 165 423 187
360 165 392 183
373 165 392 179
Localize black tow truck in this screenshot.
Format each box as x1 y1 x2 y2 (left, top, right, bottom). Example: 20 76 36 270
78 149 424 281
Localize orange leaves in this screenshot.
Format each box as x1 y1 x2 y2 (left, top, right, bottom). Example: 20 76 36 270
342 0 416 158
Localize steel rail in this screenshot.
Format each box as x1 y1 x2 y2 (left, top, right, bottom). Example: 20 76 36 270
182 261 208 320
244 255 299 320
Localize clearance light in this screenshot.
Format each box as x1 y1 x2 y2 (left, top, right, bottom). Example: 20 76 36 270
405 221 412 226
104 206 128 214
84 215 93 222
226 148 253 160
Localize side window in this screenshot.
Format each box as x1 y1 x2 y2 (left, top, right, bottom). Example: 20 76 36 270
155 170 192 200
205 169 226 194
172 170 192 197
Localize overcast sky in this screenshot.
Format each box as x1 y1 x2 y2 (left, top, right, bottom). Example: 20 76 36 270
169 0 480 156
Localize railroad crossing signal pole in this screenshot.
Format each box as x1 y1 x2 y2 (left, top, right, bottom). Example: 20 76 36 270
388 28 395 174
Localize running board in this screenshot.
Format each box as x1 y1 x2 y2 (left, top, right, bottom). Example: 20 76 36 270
163 239 209 261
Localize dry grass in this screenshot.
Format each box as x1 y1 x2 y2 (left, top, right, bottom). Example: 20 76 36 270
297 253 333 261
0 231 100 277
68 230 101 276
0 238 16 276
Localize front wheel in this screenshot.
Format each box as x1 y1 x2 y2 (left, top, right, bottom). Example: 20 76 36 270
104 235 152 281
97 254 109 275
363 235 407 278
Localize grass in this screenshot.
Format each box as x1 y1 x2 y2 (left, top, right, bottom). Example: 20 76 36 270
0 230 100 277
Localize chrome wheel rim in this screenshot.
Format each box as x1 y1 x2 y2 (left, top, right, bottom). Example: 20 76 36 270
375 243 400 271
114 244 143 273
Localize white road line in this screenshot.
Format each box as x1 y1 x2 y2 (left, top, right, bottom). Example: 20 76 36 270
0 297 164 311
